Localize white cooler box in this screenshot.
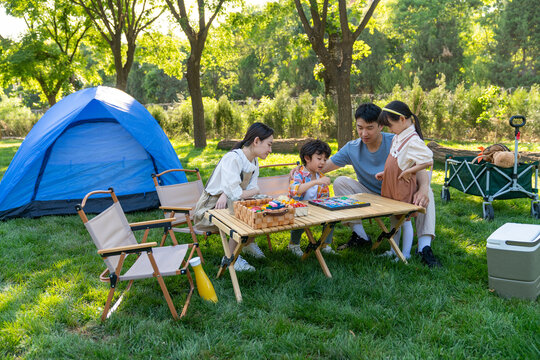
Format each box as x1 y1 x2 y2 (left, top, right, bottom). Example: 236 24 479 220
486 223 540 300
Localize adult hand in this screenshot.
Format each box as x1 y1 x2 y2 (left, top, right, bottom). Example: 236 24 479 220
412 185 429 208
414 170 431 208
215 192 228 209
288 165 301 180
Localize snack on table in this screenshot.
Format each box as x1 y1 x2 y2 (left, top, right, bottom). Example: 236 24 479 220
286 198 308 217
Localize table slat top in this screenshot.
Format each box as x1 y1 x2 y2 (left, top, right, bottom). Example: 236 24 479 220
206 193 424 237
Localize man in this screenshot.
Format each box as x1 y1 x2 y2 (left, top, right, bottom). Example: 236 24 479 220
323 103 441 267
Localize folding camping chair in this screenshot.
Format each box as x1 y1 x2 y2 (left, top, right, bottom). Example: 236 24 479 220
257 162 299 250
76 188 195 321
152 168 208 262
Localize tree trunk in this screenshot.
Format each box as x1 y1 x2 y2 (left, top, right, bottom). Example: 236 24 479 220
46 93 57 106
335 69 353 149
186 54 207 148
115 71 128 91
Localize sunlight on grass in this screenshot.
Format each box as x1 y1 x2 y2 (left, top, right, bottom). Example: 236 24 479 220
1 138 539 359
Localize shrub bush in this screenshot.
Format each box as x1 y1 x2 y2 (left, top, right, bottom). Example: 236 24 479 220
146 104 168 127
0 94 38 138
289 91 313 138
310 95 337 140
214 95 241 139
165 99 193 137
6 83 538 143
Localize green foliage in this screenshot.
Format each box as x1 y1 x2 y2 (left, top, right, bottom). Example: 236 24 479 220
0 0 92 105
376 79 539 142
127 62 186 104
214 95 241 139
0 93 38 137
311 95 337 140
146 104 168 127
162 99 193 138
258 85 292 138
289 91 313 138
491 0 540 87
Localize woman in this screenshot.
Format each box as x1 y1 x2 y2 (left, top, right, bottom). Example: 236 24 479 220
193 122 274 271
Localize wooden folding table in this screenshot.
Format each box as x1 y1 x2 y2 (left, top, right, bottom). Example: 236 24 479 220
205 193 424 302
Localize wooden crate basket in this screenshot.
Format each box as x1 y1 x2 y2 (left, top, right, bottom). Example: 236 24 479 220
233 198 295 229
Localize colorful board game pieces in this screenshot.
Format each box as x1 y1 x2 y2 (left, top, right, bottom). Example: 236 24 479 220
308 196 370 211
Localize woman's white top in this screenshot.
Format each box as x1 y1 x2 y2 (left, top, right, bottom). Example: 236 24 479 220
205 149 259 199
390 125 433 171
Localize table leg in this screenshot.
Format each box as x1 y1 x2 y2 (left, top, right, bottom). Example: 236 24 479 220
216 229 244 302
372 218 389 250
303 226 333 278
373 215 408 264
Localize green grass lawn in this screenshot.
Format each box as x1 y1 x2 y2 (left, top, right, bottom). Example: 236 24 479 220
1 139 539 359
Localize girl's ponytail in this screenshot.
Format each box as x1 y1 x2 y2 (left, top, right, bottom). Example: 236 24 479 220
379 100 424 140
412 114 424 140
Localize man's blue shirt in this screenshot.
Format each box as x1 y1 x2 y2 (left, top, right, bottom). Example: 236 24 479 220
330 132 394 194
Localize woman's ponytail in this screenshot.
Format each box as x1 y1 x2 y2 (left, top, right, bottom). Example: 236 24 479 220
232 122 274 150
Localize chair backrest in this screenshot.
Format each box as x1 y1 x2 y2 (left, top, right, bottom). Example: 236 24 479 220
84 201 137 273
258 174 290 198
257 162 298 198
153 169 205 224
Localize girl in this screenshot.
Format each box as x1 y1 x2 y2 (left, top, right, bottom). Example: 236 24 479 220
375 101 433 260
193 122 274 271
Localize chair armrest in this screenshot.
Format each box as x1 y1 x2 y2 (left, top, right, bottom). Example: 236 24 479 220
129 218 174 231
98 242 158 257
159 206 192 213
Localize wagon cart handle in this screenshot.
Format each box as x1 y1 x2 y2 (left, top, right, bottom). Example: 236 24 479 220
509 115 526 137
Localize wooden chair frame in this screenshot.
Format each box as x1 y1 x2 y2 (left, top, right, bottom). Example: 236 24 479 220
77 188 195 321
152 168 211 262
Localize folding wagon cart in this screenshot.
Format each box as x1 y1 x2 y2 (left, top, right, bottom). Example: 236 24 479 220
441 116 539 220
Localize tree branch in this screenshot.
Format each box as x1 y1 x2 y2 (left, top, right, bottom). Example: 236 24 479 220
352 0 381 40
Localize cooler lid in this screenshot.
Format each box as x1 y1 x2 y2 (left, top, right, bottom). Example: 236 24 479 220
487 223 540 247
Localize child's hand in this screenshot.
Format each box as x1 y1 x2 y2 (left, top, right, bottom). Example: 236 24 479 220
318 176 331 186
375 171 384 181
398 169 415 182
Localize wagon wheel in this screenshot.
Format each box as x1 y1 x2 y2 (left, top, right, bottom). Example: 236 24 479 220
441 188 450 203
483 203 494 221
531 202 540 220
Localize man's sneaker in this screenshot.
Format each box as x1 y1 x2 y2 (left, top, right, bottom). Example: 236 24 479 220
288 244 304 257
233 255 255 272
242 242 266 259
321 245 337 255
337 232 372 250
419 246 442 268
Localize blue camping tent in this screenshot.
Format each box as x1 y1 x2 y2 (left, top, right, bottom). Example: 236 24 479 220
0 86 187 220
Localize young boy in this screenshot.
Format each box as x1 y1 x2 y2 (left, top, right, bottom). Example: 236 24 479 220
288 139 336 257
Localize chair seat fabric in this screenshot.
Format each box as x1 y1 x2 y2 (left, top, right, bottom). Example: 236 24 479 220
120 244 189 281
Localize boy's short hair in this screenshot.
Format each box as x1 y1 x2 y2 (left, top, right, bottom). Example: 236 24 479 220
299 139 332 165
355 103 382 123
